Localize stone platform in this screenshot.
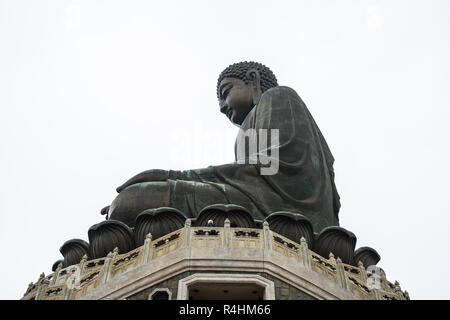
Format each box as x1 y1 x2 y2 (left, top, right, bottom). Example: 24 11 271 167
22 220 408 300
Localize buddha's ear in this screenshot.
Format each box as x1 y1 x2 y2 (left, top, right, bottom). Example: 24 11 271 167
246 69 262 105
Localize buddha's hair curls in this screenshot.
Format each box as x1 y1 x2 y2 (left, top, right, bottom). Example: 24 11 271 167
216 61 278 99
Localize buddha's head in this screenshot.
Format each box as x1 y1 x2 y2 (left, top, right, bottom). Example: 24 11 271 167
217 61 278 125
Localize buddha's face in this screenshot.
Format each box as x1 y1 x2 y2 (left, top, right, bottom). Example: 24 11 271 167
218 77 257 126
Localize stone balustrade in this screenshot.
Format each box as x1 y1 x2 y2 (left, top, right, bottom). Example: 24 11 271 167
22 219 409 300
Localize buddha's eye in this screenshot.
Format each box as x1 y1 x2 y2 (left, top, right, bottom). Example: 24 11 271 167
223 87 231 99
221 85 232 100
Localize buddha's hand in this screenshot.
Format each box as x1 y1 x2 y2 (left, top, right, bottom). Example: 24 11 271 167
116 169 170 193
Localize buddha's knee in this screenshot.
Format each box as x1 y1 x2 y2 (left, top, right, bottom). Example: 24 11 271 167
108 182 170 227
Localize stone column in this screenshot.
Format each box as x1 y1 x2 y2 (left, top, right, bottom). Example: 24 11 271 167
25 282 34 296
182 219 191 248
223 218 231 248
63 256 86 300
263 221 272 251
404 291 410 300
51 263 63 286
335 257 348 290
79 254 88 274
299 237 311 268
63 283 72 300
394 281 404 300
35 273 48 300
373 288 381 300
140 233 153 264
357 261 367 284
100 247 119 285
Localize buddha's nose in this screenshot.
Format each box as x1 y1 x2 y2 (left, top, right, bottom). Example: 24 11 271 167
220 104 228 114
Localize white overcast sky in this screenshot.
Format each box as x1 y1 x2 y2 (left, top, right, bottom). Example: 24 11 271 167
1 0 449 300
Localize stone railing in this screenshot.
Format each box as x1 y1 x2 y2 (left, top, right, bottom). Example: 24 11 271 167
22 220 409 300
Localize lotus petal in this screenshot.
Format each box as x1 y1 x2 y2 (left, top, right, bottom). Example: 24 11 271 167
88 220 135 259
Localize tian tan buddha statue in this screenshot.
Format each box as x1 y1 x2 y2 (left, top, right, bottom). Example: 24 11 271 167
104 61 341 234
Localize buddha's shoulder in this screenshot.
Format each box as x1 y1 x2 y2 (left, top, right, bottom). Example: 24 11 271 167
259 86 304 108
262 86 302 100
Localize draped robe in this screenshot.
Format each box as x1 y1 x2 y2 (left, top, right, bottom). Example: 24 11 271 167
108 86 340 232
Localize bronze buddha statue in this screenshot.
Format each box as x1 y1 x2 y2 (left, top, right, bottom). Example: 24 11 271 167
104 61 341 233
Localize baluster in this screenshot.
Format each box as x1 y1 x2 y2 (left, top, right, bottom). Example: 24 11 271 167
335 257 348 290
51 263 63 286
35 273 48 300
223 218 231 248
357 261 367 283
299 237 311 268
100 247 119 285
182 219 191 248
263 221 272 250
141 233 153 263
79 254 88 274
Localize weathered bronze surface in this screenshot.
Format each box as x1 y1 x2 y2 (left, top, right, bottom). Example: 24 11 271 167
88 220 135 259
59 239 89 267
313 226 357 264
353 247 381 268
134 207 186 246
265 211 314 247
107 61 341 233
